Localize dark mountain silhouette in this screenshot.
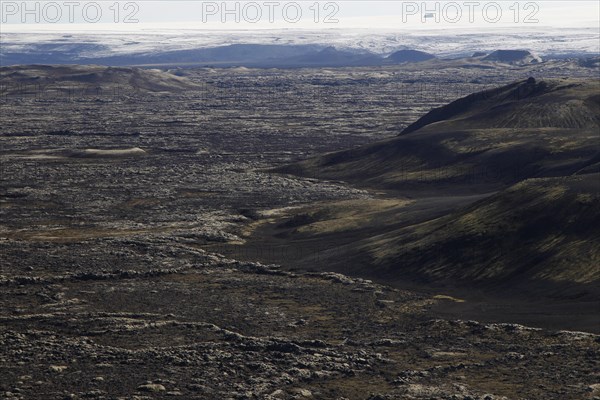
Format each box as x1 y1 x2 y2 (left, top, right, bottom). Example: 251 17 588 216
386 49 436 63
401 77 598 134
275 78 599 191
94 44 324 66
579 56 600 68
1 43 384 68
483 50 542 64
0 42 109 65
283 46 382 67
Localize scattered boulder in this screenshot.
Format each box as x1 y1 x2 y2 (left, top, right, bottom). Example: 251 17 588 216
137 384 166 392
48 365 68 373
289 388 312 398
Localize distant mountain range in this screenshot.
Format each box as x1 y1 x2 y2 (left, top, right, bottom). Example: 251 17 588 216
1 42 433 67
3 27 598 63
1 38 597 68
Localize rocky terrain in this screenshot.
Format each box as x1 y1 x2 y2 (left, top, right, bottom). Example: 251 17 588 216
1 61 599 399
2 257 599 399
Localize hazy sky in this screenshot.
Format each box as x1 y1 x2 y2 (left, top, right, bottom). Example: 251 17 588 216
1 1 598 31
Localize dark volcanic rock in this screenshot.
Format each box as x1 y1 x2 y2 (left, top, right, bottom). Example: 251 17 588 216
1 63 599 400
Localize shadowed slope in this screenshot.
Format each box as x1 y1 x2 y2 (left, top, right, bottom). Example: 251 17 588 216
482 49 542 64
274 78 600 192
401 78 599 134
261 78 600 301
386 49 436 63
358 173 600 287
262 173 599 301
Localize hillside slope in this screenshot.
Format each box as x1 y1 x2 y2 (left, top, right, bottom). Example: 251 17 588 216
275 78 600 192
256 173 599 295
356 174 599 288
401 77 598 134
386 49 436 63
262 78 600 300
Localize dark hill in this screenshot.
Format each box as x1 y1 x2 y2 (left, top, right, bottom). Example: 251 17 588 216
263 78 600 302
401 77 599 134
2 43 384 68
282 46 382 67
275 78 600 191
91 44 323 67
386 49 436 63
267 173 599 294
483 50 542 64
